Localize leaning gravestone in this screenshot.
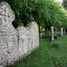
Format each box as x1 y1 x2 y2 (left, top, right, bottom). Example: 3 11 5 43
0 2 19 65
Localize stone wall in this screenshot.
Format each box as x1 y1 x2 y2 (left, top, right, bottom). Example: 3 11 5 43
0 2 39 66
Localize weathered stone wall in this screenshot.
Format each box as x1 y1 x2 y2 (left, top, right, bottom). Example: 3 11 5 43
0 2 39 66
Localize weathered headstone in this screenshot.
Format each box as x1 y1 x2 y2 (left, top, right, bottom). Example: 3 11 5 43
0 2 19 65
30 21 39 50
61 27 63 36
51 26 54 40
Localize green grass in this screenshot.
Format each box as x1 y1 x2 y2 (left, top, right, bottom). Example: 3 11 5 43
7 35 67 67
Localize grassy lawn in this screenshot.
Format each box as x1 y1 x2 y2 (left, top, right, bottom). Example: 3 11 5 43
7 35 67 67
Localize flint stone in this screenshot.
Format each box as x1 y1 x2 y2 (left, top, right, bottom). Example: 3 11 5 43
17 27 29 58
0 2 19 65
0 2 39 66
17 21 39 56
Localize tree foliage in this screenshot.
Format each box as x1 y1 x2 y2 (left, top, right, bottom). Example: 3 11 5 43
0 0 67 29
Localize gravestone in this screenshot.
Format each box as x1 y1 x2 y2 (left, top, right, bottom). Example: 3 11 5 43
61 27 63 36
51 26 54 40
0 2 19 65
30 21 39 50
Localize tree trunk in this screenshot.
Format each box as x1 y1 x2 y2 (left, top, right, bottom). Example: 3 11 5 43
64 28 65 34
